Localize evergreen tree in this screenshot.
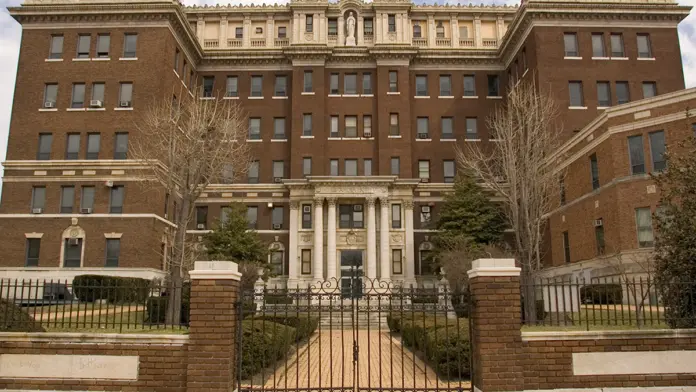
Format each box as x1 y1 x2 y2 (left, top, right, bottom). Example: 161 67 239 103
203 202 268 291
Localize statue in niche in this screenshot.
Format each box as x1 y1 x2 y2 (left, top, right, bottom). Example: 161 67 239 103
346 11 356 46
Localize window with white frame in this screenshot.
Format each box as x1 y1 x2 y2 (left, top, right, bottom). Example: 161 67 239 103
330 116 339 137
301 249 312 274
345 116 357 138
392 204 402 229
635 207 654 247
392 249 402 275
418 160 430 180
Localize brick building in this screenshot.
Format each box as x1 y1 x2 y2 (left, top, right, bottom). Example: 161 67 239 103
0 0 692 289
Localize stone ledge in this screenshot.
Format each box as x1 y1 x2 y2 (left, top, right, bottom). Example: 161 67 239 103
0 332 189 345
522 328 696 341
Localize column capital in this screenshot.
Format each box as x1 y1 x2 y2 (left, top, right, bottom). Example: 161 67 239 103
403 200 414 210
366 197 376 207
379 198 390 207
327 197 337 207
313 197 324 206
290 201 300 210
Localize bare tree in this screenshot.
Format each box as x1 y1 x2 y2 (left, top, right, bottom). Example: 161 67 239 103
602 250 656 327
132 86 250 323
455 76 563 323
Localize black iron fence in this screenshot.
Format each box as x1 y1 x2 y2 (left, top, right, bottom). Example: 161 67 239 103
0 278 189 333
520 276 693 330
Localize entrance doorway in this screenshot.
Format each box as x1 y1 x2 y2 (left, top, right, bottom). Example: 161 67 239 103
340 250 363 299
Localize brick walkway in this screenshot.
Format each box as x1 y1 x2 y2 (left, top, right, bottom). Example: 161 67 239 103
244 330 471 390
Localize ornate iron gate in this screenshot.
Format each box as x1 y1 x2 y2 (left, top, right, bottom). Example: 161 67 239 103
236 275 472 392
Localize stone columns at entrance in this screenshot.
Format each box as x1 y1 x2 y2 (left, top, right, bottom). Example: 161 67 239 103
288 201 299 283
379 199 390 282
313 197 324 281
404 200 415 283
366 197 377 279
326 198 337 282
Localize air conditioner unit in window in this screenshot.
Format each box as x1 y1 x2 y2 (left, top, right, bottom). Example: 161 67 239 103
104 180 114 188
196 224 205 230
44 101 55 109
303 205 311 213
422 206 431 213
119 101 131 107
593 218 604 227
274 177 283 183
89 100 103 108
418 133 428 139
272 223 282 230
81 208 92 214
68 238 80 246
421 178 430 183
363 130 372 138
31 208 43 214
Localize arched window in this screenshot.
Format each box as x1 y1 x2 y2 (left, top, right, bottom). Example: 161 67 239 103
268 241 286 276
413 24 422 39
436 22 445 38
60 218 85 268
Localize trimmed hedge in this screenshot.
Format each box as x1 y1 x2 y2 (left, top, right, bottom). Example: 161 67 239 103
0 299 44 332
145 283 191 325
387 313 470 379
240 319 296 379
580 284 623 305
72 275 151 304
250 315 319 340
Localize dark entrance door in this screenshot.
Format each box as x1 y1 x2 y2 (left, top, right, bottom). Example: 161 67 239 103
340 250 363 299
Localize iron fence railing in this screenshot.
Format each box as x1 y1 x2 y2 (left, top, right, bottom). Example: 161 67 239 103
0 278 189 333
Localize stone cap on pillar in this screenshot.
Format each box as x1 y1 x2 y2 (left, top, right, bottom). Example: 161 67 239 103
467 258 520 278
189 260 242 281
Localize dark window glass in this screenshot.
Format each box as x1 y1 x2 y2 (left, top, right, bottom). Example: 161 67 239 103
330 159 339 176
202 76 214 97
60 186 74 213
25 239 41 267
272 206 284 228
388 71 398 92
77 35 91 58
610 33 624 57
597 82 611 107
362 73 372 95
71 83 85 108
391 157 400 176
306 15 313 32
303 114 312 136
248 161 259 183
628 135 645 175
123 33 138 58
235 27 243 39
595 225 605 255
110 186 124 213
563 33 578 57
363 18 373 36
642 82 657 98
114 132 128 159
441 117 453 139
392 204 402 229
31 187 46 211
86 133 100 159
591 34 605 57
590 153 600 190
273 118 286 139
339 204 363 229
616 81 630 104
390 113 399 136
96 34 110 58
637 34 652 58
569 81 584 107
251 76 263 97
466 118 478 140
37 133 52 160
226 76 238 97
487 75 499 96
303 71 313 93
388 15 396 32
43 84 58 107
649 131 666 172
344 74 357 94
463 75 476 96
247 206 258 229
66 133 80 160
119 82 133 107
328 19 338 36
91 83 105 103
105 239 120 267
63 238 83 268
443 160 455 183
274 75 287 97
302 204 312 229
416 75 427 96
81 186 95 211
560 177 566 205
49 35 63 59
196 206 208 229
330 73 339 94
273 160 285 179
364 159 372 176
417 117 429 138
563 231 570 263
301 249 312 274
439 75 451 96
345 159 357 176
392 249 402 275
248 118 261 140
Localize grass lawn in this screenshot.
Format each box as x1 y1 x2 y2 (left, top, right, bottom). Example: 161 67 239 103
523 306 668 331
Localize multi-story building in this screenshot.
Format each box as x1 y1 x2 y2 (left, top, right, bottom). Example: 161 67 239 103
0 0 692 291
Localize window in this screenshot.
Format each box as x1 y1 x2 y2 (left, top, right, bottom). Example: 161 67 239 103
235 27 243 39
597 82 611 107
251 76 263 97
563 33 578 57
202 76 214 97
616 81 630 104
364 159 372 176
96 34 110 58
60 186 74 213
123 33 138 58
329 116 339 138
86 133 100 160
389 71 398 92
43 84 57 108
81 186 95 211
221 164 234 184
420 250 434 275
416 75 428 96
591 33 605 57
301 249 312 274
560 177 566 205
590 153 600 190
438 75 452 96
255 27 263 34
487 75 499 96
174 48 180 71
77 34 91 58
71 83 85 108
345 116 357 138
642 82 657 98
37 133 52 160
63 238 82 268
65 133 80 160
273 118 286 139
463 75 476 96
303 114 312 136
628 135 645 175
391 157 400 176
459 26 469 39
522 49 527 71
569 81 584 107
417 117 429 138
562 231 570 263
595 224 605 255
302 203 312 229
91 82 105 104
248 161 259 183
413 24 422 38
635 207 654 247
465 118 478 140
339 204 364 229
610 33 624 57
248 118 261 140
420 205 432 224
392 249 402 275
345 159 358 176
278 26 287 38
247 206 258 229
303 71 313 93
328 19 338 36
330 159 339 176
388 14 396 32
25 239 41 267
392 204 401 229
390 113 399 136
637 34 652 58
195 206 208 229
31 186 46 211
418 160 430 180
443 160 455 183
49 35 63 59
114 132 128 159
362 73 372 95
649 131 666 172
105 239 120 267
110 186 124 213
344 74 357 95
306 14 313 32
436 21 444 38
226 76 238 97
330 73 339 94
273 160 285 179
363 116 372 137
272 206 284 229
274 75 287 97
270 251 283 275
364 18 373 36
119 82 133 107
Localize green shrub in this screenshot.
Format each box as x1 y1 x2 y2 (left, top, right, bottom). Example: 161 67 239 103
240 319 296 379
72 275 152 304
251 315 319 340
144 283 191 325
580 284 623 305
0 299 44 332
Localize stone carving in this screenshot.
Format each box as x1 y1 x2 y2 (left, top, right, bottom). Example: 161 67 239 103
300 233 312 243
403 200 414 209
391 233 403 244
366 197 376 207
346 12 356 46
379 198 390 207
289 201 300 210
327 197 337 207
315 185 389 197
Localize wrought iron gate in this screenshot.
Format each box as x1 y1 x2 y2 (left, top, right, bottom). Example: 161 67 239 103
236 276 472 392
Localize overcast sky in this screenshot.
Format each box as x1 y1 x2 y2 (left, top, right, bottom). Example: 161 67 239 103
0 0 694 194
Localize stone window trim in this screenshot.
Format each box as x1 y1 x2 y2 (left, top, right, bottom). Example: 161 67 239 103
59 219 86 268
25 233 44 239
104 233 123 239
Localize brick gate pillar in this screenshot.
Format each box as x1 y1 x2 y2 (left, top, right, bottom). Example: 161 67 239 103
186 261 242 392
467 258 523 392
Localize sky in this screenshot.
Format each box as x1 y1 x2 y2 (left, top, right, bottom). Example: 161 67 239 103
0 0 694 188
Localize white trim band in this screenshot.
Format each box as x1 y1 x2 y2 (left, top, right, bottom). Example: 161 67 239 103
189 260 242 281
